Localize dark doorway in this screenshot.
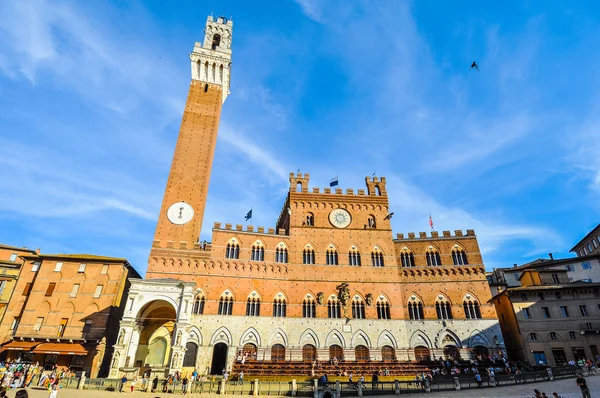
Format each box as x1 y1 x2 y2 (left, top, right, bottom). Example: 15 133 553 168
302 344 316 361
473 346 489 357
271 344 285 361
210 343 228 375
382 346 396 361
329 345 344 360
183 342 198 367
572 348 586 361
414 346 430 362
552 348 567 366
355 345 369 361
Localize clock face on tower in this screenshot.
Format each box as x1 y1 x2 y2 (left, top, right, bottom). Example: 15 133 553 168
329 209 351 228
167 202 194 225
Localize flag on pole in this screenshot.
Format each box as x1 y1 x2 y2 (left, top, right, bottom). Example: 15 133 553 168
429 214 434 230
330 176 339 187
245 209 253 221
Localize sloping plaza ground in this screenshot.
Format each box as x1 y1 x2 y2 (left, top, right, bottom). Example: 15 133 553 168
5 375 600 398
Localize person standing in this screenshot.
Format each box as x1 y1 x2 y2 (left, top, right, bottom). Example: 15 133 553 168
475 372 482 388
151 376 159 393
182 376 188 394
576 373 591 398
238 371 244 385
48 380 59 398
119 375 127 393
130 378 136 393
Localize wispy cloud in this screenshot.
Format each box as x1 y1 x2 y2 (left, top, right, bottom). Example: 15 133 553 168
294 0 323 23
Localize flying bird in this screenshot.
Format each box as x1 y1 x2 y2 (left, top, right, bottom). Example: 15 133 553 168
384 212 394 221
470 61 479 71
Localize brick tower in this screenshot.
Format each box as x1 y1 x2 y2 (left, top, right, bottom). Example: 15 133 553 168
147 16 232 277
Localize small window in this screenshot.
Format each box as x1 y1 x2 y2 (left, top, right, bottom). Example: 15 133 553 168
34 317 44 331
93 285 103 298
594 239 599 249
54 262 63 272
45 283 56 297
70 284 80 298
541 307 551 319
560 306 569 318
580 305 590 317
22 283 32 296
578 250 583 257
9 254 17 262
528 333 538 341
538 293 545 300
522 308 531 319
101 264 109 275
582 262 592 270
520 294 527 301
551 273 560 284
0 281 5 295
568 331 577 339
549 332 558 340
586 322 593 330
58 318 68 337
78 263 87 273
31 262 41 272
306 213 314 226
566 264 574 272
514 274 520 281
367 215 376 229
587 243 593 253
10 317 19 330
555 292 561 299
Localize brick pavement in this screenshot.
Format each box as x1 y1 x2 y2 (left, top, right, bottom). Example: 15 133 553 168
5 375 600 398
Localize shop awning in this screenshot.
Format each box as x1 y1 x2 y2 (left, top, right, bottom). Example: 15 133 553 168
32 343 88 356
1 341 40 351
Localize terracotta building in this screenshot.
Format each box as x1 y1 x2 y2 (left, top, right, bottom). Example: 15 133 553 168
0 252 139 377
109 15 504 379
0 244 38 323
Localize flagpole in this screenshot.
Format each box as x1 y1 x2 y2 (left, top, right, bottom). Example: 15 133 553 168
251 207 253 226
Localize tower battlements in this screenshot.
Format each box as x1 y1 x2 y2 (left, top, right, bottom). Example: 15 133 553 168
395 229 476 241
288 172 388 197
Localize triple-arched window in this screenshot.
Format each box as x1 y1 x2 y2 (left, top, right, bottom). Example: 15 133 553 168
251 242 265 261
376 297 391 320
348 247 361 266
218 295 233 315
326 246 339 265
246 296 260 316
463 296 481 319
371 247 385 267
400 248 415 267
408 297 424 320
275 244 288 263
328 297 341 319
452 248 468 265
435 296 453 320
426 248 442 266
273 298 286 317
303 246 316 265
352 297 366 319
225 240 240 259
193 294 205 315
302 297 317 318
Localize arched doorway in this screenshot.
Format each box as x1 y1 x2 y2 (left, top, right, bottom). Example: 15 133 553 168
355 345 369 361
329 345 343 360
443 345 459 359
473 346 489 358
243 343 257 360
382 346 396 361
302 344 317 361
414 346 430 362
183 342 198 367
210 343 228 375
134 300 177 373
271 344 285 361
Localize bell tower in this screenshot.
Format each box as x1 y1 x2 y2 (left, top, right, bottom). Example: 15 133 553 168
149 16 233 264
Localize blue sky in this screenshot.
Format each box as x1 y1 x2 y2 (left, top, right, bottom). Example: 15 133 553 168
1 0 599 275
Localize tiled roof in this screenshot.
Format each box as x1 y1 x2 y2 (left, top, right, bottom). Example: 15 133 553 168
24 253 128 262
507 282 600 291
0 243 36 253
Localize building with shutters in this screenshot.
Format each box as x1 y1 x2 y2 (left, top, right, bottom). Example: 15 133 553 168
108 15 504 379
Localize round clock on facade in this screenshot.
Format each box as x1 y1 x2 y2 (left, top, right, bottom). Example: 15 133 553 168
329 209 351 228
167 201 194 225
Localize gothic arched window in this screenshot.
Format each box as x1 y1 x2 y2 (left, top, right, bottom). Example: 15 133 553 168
400 248 415 267
193 294 205 315
306 213 315 226
435 296 452 320
451 248 468 265
367 215 377 228
376 297 391 320
348 247 361 266
328 297 341 319
303 246 315 265
371 247 384 267
250 242 265 261
351 297 366 319
463 295 482 319
326 246 339 265
425 247 442 266
212 34 221 50
218 294 234 315
273 298 287 317
246 296 261 317
225 239 240 259
275 244 288 263
408 297 424 320
302 297 316 318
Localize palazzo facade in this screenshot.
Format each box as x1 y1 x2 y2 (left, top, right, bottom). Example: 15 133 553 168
109 15 504 378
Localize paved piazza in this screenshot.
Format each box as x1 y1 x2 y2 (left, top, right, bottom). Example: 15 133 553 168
6 376 600 398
